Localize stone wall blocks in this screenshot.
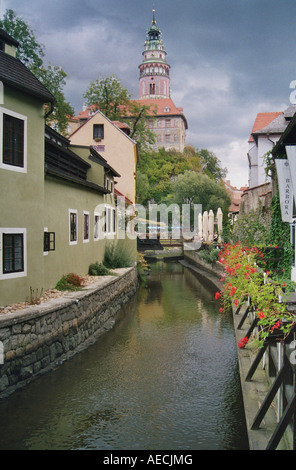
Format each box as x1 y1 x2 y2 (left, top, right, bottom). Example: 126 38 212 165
0 267 137 398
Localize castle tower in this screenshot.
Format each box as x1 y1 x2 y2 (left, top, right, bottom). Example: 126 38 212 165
138 9 170 99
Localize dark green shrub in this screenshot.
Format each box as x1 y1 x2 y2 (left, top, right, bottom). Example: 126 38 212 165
103 244 133 269
88 262 111 276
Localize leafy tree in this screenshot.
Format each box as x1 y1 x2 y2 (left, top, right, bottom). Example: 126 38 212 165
136 171 150 204
31 64 74 134
0 9 44 67
199 148 227 181
127 100 156 151
136 147 203 204
84 75 156 151
0 9 74 134
83 74 131 120
171 170 231 214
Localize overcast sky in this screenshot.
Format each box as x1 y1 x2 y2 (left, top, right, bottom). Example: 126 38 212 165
1 0 296 188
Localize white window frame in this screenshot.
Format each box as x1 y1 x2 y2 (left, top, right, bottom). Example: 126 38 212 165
94 212 100 241
0 227 27 279
69 209 78 245
83 211 90 243
104 205 116 236
0 107 27 173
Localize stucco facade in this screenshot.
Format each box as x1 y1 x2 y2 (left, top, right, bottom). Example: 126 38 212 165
69 110 138 205
0 29 135 307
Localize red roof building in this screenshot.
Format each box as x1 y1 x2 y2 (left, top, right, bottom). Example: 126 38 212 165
134 10 188 152
248 106 296 188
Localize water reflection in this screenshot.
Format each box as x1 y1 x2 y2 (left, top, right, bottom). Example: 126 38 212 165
0 262 248 450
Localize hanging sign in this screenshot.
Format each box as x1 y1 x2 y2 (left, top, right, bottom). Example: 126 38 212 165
275 158 294 222
286 145 296 194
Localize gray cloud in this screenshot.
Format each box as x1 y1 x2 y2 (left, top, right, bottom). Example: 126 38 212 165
2 0 296 188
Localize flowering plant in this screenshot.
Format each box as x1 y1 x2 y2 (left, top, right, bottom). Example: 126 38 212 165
215 243 295 348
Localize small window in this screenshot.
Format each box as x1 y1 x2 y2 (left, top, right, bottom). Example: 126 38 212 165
3 233 24 273
0 228 27 279
150 83 155 95
113 209 116 233
93 124 104 140
44 232 55 252
1 109 27 172
69 210 78 244
83 212 90 242
107 207 111 233
94 213 100 240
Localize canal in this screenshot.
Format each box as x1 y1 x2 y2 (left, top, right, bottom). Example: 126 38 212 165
0 262 249 450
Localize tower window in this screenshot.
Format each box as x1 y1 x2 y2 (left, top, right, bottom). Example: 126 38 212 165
150 83 155 94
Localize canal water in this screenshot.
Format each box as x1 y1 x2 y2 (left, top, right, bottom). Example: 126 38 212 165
0 262 249 450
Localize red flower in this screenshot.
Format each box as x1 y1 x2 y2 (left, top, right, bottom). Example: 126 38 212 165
230 286 236 297
234 299 239 306
271 321 281 332
219 307 224 313
238 337 248 349
215 291 221 300
258 311 265 318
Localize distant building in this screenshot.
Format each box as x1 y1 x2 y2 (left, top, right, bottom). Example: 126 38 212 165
224 180 247 222
135 10 188 152
243 105 296 215
69 109 138 205
248 106 296 188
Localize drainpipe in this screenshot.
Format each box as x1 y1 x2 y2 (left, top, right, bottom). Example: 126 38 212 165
44 101 55 119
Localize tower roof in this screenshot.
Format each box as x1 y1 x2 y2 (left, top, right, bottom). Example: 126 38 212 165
145 9 163 48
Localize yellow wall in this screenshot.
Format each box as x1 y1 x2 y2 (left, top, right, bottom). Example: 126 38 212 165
69 111 137 204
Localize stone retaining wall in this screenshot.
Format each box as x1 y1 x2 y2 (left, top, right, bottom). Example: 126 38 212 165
0 266 138 399
184 250 224 278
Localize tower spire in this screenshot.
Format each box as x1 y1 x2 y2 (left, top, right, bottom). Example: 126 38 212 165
138 11 170 99
152 8 156 25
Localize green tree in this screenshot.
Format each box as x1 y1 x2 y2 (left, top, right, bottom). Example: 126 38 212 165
84 75 156 151
0 9 44 67
127 100 156 152
0 9 74 134
83 74 131 120
199 148 227 181
136 171 150 205
31 64 74 134
171 170 231 214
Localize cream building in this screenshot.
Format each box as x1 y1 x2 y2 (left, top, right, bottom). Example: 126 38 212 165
69 109 138 205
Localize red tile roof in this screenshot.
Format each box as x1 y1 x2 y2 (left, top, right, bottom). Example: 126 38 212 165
135 97 183 116
248 112 282 142
134 98 188 128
